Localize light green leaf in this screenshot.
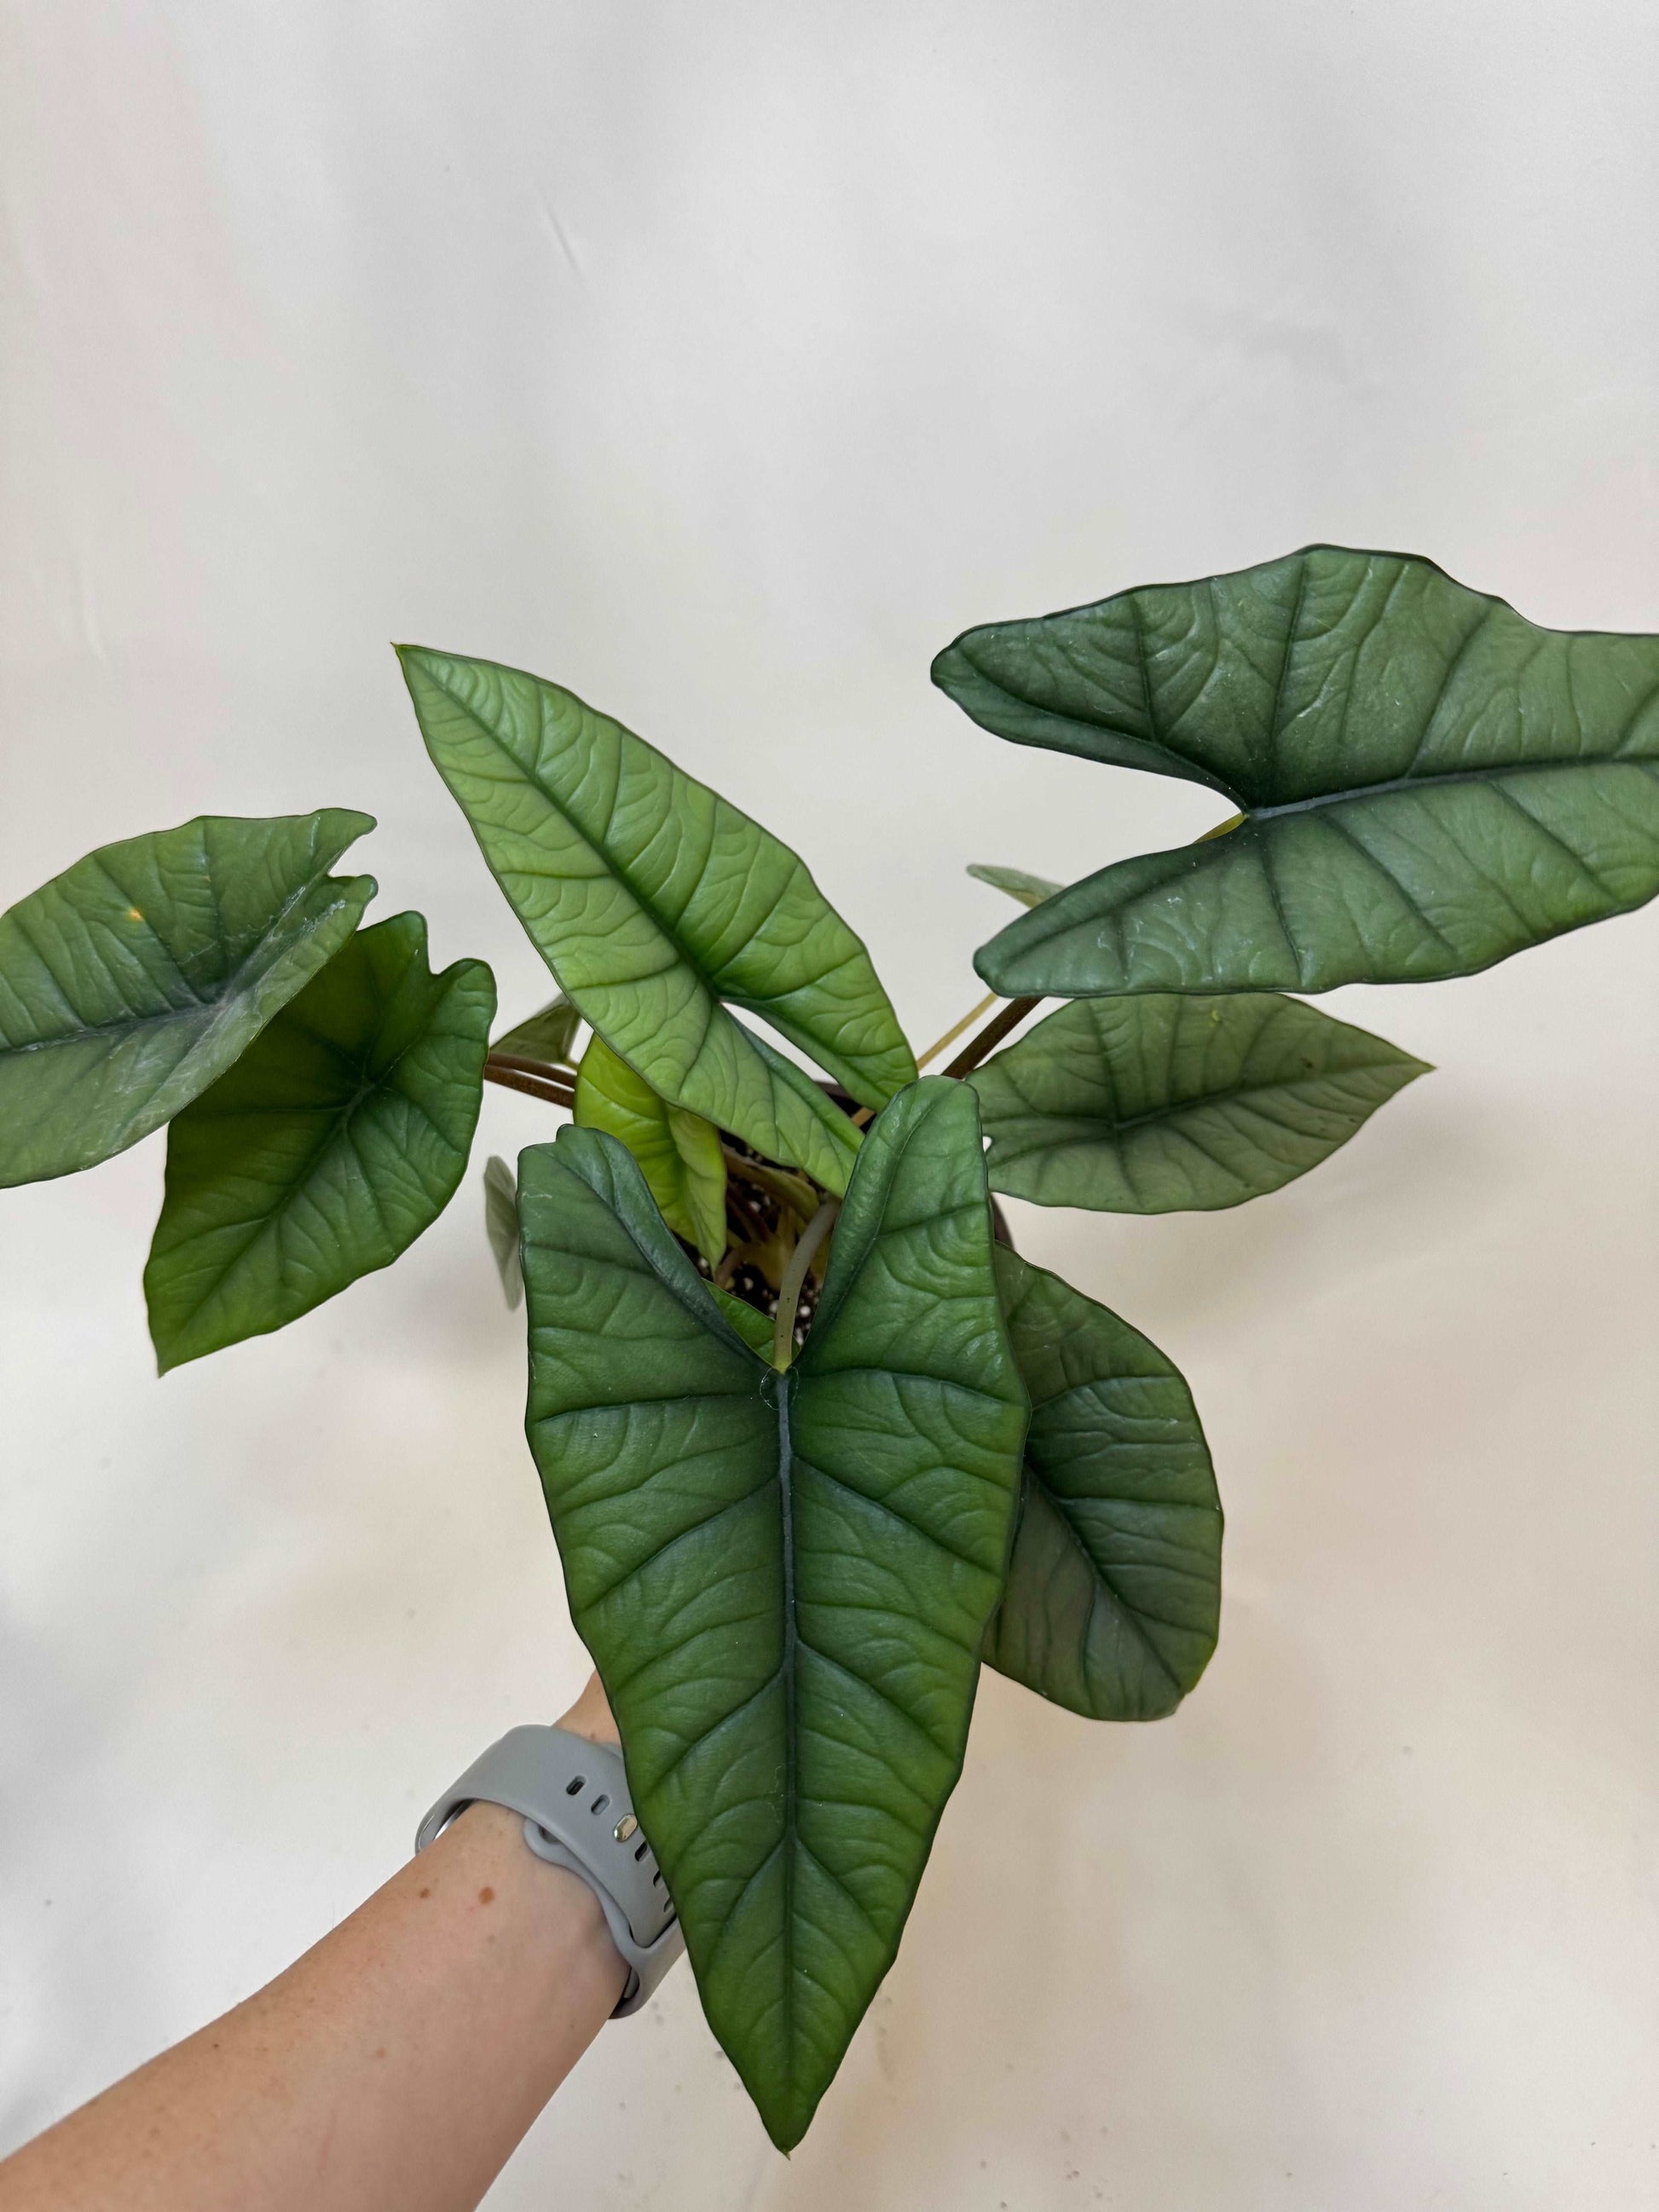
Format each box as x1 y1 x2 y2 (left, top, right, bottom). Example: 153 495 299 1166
483 1154 523 1309
970 993 1428 1212
143 915 494 1371
936 546 1659 996
519 1079 1026 2150
709 1282 775 1356
0 811 376 1187
573 1031 728 1265
398 647 914 1181
966 863 1063 908
989 1250 1220 1720
492 993 581 1068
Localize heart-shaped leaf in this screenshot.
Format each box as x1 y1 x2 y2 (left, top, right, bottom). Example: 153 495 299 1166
519 1079 1026 2150
399 647 914 1187
0 811 376 1187
970 993 1428 1212
143 914 494 1371
936 546 1659 996
989 1250 1220 1720
966 863 1063 908
573 1030 728 1264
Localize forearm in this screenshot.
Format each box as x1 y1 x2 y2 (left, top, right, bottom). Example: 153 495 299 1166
0 1682 628 2212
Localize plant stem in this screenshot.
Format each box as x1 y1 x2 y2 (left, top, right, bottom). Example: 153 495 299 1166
772 1198 840 1372
939 995 1043 1081
483 1061 576 1108
915 992 999 1071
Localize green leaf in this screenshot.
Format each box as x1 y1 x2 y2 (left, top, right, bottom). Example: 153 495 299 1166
988 1250 1220 1720
143 915 494 1371
483 1154 523 1309
0 811 376 1187
936 546 1659 996
709 1282 775 1356
492 992 581 1067
966 863 1063 908
573 1030 728 1265
398 647 915 1182
519 1079 1026 2150
969 993 1428 1213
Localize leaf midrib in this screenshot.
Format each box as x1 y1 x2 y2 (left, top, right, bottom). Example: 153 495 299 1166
986 1057 1418 1149
0 866 361 1059
421 658 877 1087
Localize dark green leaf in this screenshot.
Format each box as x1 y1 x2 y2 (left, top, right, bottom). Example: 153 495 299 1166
970 993 1428 1212
937 546 1659 996
988 1250 1220 1720
398 647 915 1185
0 811 376 1187
492 993 582 1067
573 1031 727 1264
967 863 1063 908
143 914 494 1371
483 1154 523 1309
519 1080 1026 2149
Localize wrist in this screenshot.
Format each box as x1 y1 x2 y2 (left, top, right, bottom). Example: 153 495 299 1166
554 1671 619 1749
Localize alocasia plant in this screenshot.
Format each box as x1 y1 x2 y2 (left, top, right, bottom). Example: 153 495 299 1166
3 544 1652 2150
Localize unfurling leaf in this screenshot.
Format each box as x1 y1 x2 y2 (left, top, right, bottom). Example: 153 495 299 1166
0 810 375 1187
966 863 1063 908
492 993 582 1068
970 993 1428 1212
398 647 914 1188
519 1080 1026 2150
573 1031 727 1265
483 1154 523 1309
936 546 1659 997
708 1281 775 1356
989 1250 1220 1720
143 915 494 1371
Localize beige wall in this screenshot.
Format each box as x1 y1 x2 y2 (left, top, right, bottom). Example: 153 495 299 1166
2 5 1656 2204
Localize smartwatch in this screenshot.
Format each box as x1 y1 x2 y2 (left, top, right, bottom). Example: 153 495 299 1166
414 1724 685 2016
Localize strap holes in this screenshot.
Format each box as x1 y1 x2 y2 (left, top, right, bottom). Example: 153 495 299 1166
564 1776 585 1796
634 1840 649 1861
652 1870 664 1887
591 1793 610 1816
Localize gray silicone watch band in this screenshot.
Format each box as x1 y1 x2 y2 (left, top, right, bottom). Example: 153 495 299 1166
413 1725 684 2017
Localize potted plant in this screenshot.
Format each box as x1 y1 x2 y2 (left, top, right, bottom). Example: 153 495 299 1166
3 543 1653 2151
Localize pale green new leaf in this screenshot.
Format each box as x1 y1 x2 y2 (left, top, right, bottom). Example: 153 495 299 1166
970 993 1428 1212
989 1250 1220 1720
519 1080 1026 2150
0 811 376 1187
966 863 1062 908
492 993 581 1067
144 914 494 1370
573 1030 727 1264
936 547 1659 997
399 647 914 1185
483 1154 523 1309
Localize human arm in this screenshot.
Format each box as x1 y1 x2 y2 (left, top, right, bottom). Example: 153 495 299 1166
0 1676 627 2212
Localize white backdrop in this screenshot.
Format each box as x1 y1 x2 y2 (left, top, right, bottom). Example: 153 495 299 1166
3 5 1657 2206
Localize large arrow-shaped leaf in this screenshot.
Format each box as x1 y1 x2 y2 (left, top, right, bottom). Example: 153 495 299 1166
0 810 376 1187
143 913 494 1370
935 546 1659 996
573 1030 728 1264
969 992 1428 1213
399 647 913 1189
519 1080 1026 2150
989 1250 1220 1721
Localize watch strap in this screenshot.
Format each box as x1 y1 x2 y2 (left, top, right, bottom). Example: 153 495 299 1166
413 1724 684 2017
